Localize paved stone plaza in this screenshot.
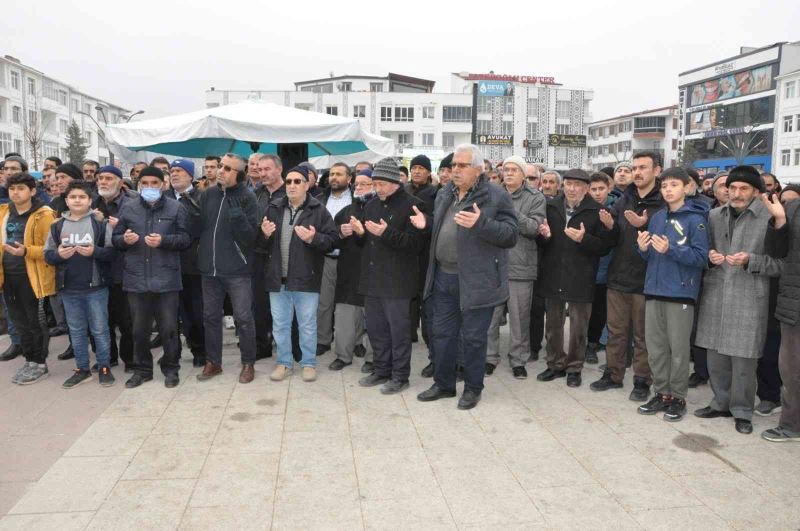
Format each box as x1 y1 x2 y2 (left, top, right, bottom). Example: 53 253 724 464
0 330 799 530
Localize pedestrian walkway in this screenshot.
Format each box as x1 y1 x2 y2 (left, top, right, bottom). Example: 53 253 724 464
0 332 798 530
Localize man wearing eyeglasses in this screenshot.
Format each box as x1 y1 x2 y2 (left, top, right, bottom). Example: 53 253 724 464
196 153 261 384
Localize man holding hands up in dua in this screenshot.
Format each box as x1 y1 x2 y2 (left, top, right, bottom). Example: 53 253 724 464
694 165 786 435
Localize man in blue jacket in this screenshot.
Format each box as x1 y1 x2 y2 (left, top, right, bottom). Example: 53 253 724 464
415 144 518 410
635 167 709 421
112 166 191 388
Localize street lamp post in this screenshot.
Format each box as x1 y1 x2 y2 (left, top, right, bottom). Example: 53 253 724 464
77 110 104 163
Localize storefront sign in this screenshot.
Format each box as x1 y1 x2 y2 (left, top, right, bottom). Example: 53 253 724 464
467 73 557 85
477 134 513 145
548 134 586 147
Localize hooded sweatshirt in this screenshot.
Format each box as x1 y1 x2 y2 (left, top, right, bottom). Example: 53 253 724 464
43 210 114 292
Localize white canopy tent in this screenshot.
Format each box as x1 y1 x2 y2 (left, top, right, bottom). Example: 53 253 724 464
105 100 396 169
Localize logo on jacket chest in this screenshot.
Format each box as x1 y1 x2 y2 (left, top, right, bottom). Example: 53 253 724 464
62 233 93 246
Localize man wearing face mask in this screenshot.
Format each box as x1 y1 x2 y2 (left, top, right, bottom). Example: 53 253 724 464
112 166 190 388
165 159 206 368
328 169 374 372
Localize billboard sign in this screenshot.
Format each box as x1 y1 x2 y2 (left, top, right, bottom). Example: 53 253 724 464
477 134 513 145
478 80 514 97
689 65 773 107
548 134 587 148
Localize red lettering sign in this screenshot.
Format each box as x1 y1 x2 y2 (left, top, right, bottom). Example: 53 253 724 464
465 73 557 85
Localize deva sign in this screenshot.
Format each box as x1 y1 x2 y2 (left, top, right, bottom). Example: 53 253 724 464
478 81 514 97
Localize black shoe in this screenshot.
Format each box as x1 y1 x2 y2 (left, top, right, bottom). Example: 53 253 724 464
361 361 374 374
149 334 162 349
529 350 539 362
663 398 686 422
0 343 22 362
125 373 153 388
512 366 527 380
91 360 119 372
485 363 496 376
417 384 457 402
328 359 351 371
164 374 180 388
585 342 599 364
49 325 68 337
694 406 733 419
566 372 582 387
688 372 708 388
353 344 367 358
98 367 115 387
380 379 409 395
590 371 623 392
192 357 206 368
639 394 672 415
316 343 331 356
62 369 92 389
537 368 566 382
359 373 389 387
456 365 464 383
421 362 435 378
735 418 753 434
458 389 481 410
56 346 74 361
629 377 651 402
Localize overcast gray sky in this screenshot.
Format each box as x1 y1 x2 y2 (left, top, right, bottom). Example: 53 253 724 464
5 0 797 122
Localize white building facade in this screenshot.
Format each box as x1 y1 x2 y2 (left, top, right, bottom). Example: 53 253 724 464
205 72 593 170
587 105 680 171
0 55 130 169
773 69 800 183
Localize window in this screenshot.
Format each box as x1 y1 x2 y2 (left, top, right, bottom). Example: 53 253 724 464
503 97 513 114
556 101 571 119
325 106 338 116
442 134 455 148
85 131 92 144
422 106 434 119
500 121 513 135
784 115 794 133
71 98 79 113
634 116 666 133
422 133 434 146
554 147 568 165
797 114 800 131
795 149 800 166
370 82 383 92
397 133 411 145
59 118 68 134
340 82 352 92
619 121 632 133
10 71 20 90
58 90 67 106
477 120 492 135
477 96 492 114
619 141 631 154
609 125 617 136
83 102 91 114
380 106 392 122
352 105 365 118
782 149 791 166
43 141 59 158
14 139 22 153
527 98 538 116
556 123 570 134
12 106 20 124
28 109 37 125
27 77 35 96
786 81 796 99
526 122 537 139
394 106 414 122
672 138 678 150
0 132 11 155
442 106 472 123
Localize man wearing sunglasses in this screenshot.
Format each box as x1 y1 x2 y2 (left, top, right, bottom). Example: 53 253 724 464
196 153 261 384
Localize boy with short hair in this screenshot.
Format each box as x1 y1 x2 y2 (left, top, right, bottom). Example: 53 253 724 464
44 180 116 388
586 173 615 365
636 167 709 421
0 173 56 384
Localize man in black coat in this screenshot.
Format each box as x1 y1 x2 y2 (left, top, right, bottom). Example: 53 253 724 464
112 166 191 389
405 154 438 348
196 153 260 384
536 168 612 388
416 145 518 410
351 158 429 394
259 165 337 383
328 170 375 373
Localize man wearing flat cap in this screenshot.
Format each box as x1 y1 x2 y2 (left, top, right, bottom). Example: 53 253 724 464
694 165 786 435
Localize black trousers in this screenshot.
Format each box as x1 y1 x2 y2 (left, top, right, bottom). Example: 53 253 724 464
179 274 206 361
587 283 608 344
529 293 546 355
128 291 181 377
366 296 412 382
3 273 48 364
108 283 133 366
251 254 273 356
757 325 782 403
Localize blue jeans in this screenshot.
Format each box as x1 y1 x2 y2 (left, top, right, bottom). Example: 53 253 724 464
431 270 494 394
270 287 319 368
62 289 111 371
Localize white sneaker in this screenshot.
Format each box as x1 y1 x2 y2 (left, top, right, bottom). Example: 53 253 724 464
223 316 235 330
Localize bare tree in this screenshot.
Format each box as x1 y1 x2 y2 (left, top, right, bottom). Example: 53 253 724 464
21 94 54 171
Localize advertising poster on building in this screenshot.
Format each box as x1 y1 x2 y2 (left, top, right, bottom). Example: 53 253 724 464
689 65 772 106
548 134 586 147
477 81 514 97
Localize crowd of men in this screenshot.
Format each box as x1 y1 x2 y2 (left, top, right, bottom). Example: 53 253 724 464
1 144 799 443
